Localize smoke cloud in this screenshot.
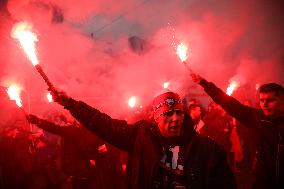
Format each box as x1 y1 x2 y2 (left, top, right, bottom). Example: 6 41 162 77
0 0 283 121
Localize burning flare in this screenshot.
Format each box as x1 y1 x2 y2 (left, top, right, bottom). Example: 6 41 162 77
176 43 188 62
255 84 260 90
11 21 55 90
47 92 53 103
7 85 22 107
128 96 136 108
226 81 240 96
163 82 170 89
11 21 39 66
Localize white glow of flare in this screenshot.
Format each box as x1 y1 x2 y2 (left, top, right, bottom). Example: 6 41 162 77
176 43 188 62
226 81 240 96
163 82 170 89
47 92 53 103
11 22 39 66
128 96 136 108
7 85 22 107
255 84 260 90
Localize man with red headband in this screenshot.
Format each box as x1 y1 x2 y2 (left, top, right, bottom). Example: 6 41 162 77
50 88 236 189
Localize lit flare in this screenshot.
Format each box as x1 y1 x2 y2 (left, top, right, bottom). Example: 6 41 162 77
7 85 22 107
176 43 188 62
47 92 53 102
128 96 136 108
11 21 55 90
11 22 39 66
255 84 260 90
163 82 170 89
226 81 240 96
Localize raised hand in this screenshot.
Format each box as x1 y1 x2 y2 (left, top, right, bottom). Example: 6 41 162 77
26 114 40 124
190 71 203 84
48 87 70 106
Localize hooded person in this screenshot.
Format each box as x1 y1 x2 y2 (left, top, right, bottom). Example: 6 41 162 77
49 88 236 189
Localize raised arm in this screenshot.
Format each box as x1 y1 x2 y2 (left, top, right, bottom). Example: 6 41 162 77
48 88 137 152
190 72 260 127
26 114 67 136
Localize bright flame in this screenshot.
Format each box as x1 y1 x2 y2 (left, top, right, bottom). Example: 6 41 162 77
255 84 260 90
128 96 136 108
11 22 39 66
7 85 22 107
176 43 188 62
163 82 170 89
47 92 53 103
226 81 240 96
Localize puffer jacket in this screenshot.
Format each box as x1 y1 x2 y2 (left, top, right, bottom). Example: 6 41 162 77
62 98 237 189
199 79 284 189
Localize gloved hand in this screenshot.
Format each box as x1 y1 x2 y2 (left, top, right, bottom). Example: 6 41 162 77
48 87 70 106
26 114 40 125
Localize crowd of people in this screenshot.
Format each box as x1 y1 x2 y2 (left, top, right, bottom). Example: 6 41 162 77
0 87 127 189
1 70 283 189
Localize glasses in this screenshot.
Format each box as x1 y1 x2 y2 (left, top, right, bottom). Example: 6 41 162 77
163 109 183 117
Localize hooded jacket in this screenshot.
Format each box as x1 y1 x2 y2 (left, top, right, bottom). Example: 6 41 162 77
62 98 236 189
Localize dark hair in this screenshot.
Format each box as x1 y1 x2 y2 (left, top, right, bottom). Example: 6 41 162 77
188 104 201 112
259 83 284 96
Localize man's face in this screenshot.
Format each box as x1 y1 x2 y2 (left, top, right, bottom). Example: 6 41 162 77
259 92 283 116
156 110 184 138
189 107 201 120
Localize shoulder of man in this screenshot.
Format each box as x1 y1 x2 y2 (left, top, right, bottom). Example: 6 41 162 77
194 134 226 154
132 119 154 132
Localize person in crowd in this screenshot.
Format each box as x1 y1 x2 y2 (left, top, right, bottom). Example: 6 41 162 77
190 71 284 189
28 125 62 189
0 126 34 189
201 102 236 169
26 114 126 189
234 100 257 172
187 103 204 133
202 103 233 153
230 100 257 189
0 86 33 189
48 88 237 189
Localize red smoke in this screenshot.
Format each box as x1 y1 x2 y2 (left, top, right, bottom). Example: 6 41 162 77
0 0 283 120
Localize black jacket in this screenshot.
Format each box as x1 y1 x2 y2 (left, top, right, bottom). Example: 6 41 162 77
199 79 284 189
33 119 125 189
61 98 236 189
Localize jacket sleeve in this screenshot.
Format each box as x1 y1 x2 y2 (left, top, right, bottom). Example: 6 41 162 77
35 119 66 136
199 79 259 127
63 98 137 152
210 142 237 189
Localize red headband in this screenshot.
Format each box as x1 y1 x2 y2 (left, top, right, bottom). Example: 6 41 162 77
152 91 183 119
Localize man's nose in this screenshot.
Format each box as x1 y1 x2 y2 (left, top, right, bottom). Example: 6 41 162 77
171 112 180 121
263 100 268 107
